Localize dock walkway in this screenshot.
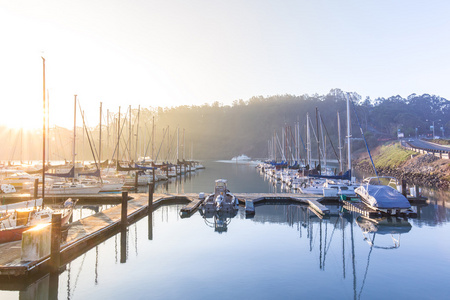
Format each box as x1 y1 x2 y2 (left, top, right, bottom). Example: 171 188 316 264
0 193 170 277
0 192 333 278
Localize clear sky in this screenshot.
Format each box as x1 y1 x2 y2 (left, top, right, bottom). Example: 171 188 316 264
1 0 449 129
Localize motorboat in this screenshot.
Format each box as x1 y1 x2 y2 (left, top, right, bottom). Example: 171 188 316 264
1 172 41 189
1 184 16 194
201 179 238 213
355 177 412 215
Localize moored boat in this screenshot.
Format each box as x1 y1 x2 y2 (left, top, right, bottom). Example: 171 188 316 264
355 177 412 215
0 198 76 243
200 179 238 213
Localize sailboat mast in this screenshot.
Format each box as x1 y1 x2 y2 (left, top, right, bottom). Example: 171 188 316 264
306 113 310 168
117 106 120 170
315 107 321 174
41 56 46 200
135 105 140 162
73 95 77 178
183 128 185 161
176 127 179 161
107 109 110 160
128 105 132 162
337 111 343 172
346 93 352 173
46 90 50 164
99 102 102 165
152 116 155 163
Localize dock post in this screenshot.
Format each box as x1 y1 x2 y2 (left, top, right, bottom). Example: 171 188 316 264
148 183 154 214
120 227 127 263
148 183 154 241
50 213 62 272
121 191 128 228
134 171 139 190
49 271 59 300
401 179 407 197
34 178 39 199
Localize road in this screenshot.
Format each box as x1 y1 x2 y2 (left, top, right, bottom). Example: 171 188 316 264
405 139 450 152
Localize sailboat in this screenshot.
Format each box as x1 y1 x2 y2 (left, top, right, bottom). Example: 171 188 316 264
302 94 359 196
0 198 76 244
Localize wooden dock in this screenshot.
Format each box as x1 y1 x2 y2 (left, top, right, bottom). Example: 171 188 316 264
342 200 381 218
0 193 184 278
0 192 333 278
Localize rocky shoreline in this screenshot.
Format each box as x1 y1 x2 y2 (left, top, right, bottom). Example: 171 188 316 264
355 153 450 190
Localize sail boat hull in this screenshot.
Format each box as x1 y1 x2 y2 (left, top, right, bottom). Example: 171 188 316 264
0 201 75 244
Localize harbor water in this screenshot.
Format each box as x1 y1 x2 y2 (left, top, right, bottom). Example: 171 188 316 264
1 160 449 299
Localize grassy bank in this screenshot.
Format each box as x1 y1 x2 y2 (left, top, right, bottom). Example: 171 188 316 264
357 142 417 169
356 141 450 189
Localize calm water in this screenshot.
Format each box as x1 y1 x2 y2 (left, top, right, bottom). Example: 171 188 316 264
1 161 450 299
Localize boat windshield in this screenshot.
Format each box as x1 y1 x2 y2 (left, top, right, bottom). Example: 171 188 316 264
364 177 397 188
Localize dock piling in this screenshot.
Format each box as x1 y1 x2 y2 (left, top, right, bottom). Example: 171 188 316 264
401 180 407 197
121 191 128 228
50 213 62 272
135 171 139 190
34 178 39 199
148 183 154 214
120 227 127 263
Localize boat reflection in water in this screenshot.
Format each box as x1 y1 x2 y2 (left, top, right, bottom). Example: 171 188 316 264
356 215 412 249
199 210 238 233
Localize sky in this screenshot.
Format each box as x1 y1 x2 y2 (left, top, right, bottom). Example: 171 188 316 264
1 0 450 129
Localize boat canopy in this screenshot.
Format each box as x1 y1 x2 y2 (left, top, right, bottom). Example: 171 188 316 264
365 185 411 209
45 167 75 178
309 169 351 181
78 169 101 177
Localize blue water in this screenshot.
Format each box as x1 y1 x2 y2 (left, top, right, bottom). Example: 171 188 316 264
1 160 450 299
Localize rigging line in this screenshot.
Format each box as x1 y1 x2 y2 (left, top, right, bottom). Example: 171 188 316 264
319 114 341 165
79 108 100 175
275 133 286 161
78 104 100 161
349 95 379 178
298 125 308 166
109 106 130 165
142 122 153 160
154 127 168 163
287 126 297 162
308 116 324 161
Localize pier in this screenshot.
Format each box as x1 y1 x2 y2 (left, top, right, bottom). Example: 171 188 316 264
0 190 425 280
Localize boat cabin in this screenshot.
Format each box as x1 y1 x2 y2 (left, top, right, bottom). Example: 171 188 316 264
214 179 228 197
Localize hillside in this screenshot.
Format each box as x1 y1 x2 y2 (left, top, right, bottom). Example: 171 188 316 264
355 141 450 189
2 89 449 161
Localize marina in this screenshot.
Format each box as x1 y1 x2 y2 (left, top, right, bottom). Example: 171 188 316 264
0 160 448 299
0 189 337 278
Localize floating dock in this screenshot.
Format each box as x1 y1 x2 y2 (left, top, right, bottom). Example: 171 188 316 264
0 191 422 279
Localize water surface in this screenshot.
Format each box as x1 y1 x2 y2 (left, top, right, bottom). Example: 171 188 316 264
1 160 449 299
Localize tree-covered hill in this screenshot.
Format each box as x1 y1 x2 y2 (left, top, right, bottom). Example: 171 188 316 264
2 89 449 161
